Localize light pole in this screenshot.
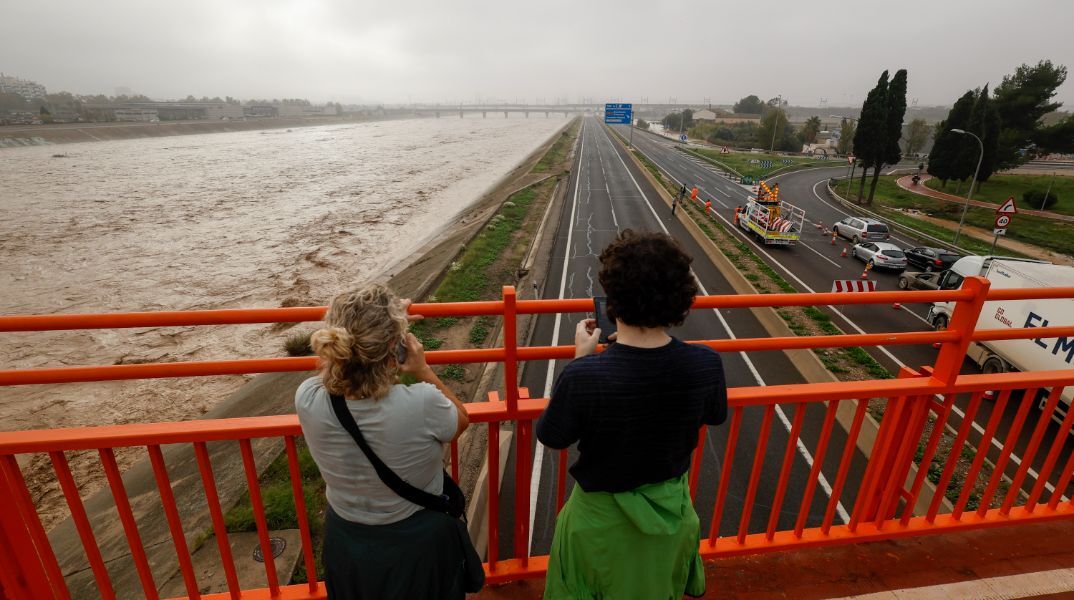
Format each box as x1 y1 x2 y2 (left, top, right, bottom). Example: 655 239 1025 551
950 128 983 246
769 94 782 153
1041 171 1057 210
831 114 858 199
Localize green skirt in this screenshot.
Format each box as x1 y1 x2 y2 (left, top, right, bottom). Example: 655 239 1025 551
544 474 705 599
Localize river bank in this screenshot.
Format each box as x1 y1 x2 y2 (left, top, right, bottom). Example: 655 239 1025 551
0 115 393 147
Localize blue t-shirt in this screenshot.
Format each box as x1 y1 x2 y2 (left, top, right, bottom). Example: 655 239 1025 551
536 337 728 493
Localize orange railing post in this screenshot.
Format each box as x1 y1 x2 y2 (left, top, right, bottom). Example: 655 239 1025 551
932 276 990 385
0 461 56 600
504 286 532 565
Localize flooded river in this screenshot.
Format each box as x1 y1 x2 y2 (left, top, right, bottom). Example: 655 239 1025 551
0 115 568 525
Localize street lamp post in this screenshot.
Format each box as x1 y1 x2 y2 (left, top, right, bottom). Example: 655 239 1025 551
831 114 858 200
769 94 782 153
950 129 983 246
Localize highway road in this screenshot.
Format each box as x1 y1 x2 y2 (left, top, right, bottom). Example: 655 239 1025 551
618 125 1074 512
498 117 871 559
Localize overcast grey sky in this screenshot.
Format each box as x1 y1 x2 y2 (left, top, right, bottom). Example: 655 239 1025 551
3 0 1072 108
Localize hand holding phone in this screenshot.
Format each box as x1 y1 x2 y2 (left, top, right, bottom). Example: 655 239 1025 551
593 296 617 344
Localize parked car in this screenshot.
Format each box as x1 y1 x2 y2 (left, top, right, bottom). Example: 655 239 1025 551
903 246 960 272
898 271 941 290
851 242 907 271
833 217 890 244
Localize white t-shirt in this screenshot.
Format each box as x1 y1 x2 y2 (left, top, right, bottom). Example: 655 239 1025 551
295 377 458 525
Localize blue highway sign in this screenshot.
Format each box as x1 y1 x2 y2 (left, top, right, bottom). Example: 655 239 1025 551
604 103 633 125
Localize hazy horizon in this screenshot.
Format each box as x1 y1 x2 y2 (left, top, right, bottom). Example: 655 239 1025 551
3 0 1072 109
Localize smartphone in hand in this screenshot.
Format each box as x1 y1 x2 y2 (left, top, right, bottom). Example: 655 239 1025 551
593 296 617 344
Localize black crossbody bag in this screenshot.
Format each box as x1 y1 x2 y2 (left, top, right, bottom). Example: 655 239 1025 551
328 393 466 519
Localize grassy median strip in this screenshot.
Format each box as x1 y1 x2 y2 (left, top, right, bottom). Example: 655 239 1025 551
836 177 1064 258
686 146 833 179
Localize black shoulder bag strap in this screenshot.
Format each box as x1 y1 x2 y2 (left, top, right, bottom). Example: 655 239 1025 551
328 393 455 516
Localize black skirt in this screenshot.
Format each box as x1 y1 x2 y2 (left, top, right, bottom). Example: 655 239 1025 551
322 504 479 600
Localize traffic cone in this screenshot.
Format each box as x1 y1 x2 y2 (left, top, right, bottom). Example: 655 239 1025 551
892 303 902 310
815 221 823 230
860 263 871 279
840 247 848 258
831 232 837 245
984 390 997 401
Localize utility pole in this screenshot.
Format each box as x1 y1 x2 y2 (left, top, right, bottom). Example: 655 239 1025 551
769 94 782 153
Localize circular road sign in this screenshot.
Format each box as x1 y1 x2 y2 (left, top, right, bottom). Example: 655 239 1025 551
679 134 688 142
995 214 1012 228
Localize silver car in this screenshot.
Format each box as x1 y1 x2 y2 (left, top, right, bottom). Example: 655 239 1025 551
852 242 907 271
834 216 890 243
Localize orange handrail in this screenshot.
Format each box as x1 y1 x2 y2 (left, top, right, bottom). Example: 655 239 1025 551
3 279 1074 599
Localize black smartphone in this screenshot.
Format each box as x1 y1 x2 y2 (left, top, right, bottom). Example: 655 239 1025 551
396 339 408 365
593 296 617 344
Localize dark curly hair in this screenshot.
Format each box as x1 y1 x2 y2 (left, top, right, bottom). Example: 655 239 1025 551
598 229 698 328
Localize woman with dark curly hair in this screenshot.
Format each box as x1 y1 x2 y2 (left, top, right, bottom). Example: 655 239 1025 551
537 229 728 599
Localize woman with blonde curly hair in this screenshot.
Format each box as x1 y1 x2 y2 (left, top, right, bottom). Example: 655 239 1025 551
295 283 477 599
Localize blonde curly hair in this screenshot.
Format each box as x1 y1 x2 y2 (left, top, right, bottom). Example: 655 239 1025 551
310 283 408 400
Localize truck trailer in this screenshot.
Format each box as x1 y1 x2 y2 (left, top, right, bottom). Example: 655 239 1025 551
928 256 1074 415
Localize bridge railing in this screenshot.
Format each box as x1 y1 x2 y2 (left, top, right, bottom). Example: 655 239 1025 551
2 277 1074 599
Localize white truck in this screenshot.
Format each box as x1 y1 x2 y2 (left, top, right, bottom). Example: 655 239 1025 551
928 256 1074 416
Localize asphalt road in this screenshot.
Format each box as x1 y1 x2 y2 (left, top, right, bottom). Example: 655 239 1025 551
498 117 871 560
619 126 1074 512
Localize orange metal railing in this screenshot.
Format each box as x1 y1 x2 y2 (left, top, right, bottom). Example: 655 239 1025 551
2 278 1074 599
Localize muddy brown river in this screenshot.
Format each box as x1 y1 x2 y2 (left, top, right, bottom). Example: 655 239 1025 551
0 116 568 526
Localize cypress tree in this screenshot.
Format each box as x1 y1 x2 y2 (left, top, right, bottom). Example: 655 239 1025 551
927 90 975 188
852 71 889 203
967 85 1002 185
866 69 908 203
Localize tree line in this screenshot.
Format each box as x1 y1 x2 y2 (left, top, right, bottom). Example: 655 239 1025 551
927 60 1073 191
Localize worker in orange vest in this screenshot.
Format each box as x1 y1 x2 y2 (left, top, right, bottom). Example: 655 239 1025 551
733 206 743 226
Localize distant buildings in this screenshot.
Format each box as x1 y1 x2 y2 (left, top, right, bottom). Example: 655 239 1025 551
0 74 46 100
275 102 338 117
692 109 717 121
114 108 160 122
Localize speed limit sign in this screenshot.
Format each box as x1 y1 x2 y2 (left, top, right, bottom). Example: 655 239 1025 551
995 214 1011 228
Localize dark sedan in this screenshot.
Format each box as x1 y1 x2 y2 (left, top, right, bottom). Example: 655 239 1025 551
903 246 960 272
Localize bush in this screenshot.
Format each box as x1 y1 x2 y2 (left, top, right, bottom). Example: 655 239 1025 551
1023 189 1059 210
283 331 313 356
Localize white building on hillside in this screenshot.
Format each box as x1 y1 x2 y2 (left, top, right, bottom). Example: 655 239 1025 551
0 74 46 100
692 109 717 121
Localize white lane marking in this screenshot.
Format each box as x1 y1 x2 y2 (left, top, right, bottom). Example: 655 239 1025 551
604 124 850 523
529 119 586 548
637 141 1066 502
796 239 842 268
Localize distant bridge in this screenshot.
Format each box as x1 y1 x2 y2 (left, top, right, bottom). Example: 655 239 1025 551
384 103 706 119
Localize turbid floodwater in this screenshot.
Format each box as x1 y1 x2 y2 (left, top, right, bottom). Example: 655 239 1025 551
0 115 568 527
